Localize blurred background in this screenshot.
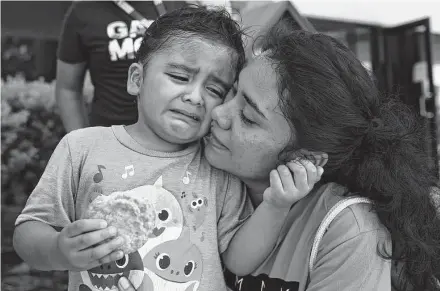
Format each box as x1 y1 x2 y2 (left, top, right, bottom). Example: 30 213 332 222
1 1 439 290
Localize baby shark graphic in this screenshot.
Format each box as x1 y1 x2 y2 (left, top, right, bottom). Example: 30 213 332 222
79 251 144 291
80 176 184 290
142 228 203 291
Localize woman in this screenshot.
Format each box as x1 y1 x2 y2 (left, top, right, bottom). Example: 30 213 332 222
119 27 440 290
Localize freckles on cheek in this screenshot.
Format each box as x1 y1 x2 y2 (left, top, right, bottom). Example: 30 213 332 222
233 135 275 177
239 134 267 159
249 133 268 150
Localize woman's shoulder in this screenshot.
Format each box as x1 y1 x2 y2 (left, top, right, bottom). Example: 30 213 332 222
314 182 389 239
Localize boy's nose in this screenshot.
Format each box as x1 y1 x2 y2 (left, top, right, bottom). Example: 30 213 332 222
183 87 203 106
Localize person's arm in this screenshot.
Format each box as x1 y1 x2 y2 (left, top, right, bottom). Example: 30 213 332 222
14 219 122 271
222 152 328 276
13 134 74 269
55 60 89 132
14 221 65 271
56 2 89 132
223 159 322 275
13 133 123 271
222 202 290 276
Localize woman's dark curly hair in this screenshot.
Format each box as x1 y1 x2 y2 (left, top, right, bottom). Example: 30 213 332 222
261 23 440 290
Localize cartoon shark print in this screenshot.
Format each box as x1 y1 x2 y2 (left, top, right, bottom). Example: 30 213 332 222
80 176 184 290
142 228 203 291
187 193 208 231
79 251 144 291
137 176 185 255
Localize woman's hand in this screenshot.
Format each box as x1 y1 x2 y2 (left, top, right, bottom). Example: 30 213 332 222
118 277 137 291
263 151 327 210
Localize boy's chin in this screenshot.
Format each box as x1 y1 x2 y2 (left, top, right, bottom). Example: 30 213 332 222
164 127 208 144
165 133 204 145
156 128 198 144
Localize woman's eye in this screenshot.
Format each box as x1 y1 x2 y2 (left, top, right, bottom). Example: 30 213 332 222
167 74 188 82
239 110 255 125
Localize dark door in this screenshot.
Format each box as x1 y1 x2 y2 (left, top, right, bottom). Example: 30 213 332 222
379 18 438 176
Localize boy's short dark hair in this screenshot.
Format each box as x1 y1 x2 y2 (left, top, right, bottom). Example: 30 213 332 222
136 5 246 73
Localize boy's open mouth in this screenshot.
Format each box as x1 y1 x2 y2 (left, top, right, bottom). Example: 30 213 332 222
170 109 200 122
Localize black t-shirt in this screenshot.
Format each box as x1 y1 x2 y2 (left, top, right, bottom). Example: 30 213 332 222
57 1 186 127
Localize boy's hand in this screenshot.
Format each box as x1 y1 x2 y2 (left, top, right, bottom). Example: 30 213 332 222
263 157 325 211
56 219 125 271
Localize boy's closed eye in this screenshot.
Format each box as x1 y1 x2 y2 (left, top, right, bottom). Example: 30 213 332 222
207 86 224 98
166 73 189 82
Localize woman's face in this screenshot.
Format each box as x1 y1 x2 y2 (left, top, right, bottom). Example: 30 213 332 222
205 57 294 183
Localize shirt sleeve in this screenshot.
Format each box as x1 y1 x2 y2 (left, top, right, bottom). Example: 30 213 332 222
15 135 77 229
216 174 254 254
57 3 87 63
307 211 392 291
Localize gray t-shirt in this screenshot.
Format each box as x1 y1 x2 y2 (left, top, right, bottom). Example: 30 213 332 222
16 126 252 291
224 183 392 291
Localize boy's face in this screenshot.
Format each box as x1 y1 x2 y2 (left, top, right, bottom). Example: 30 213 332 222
127 37 238 146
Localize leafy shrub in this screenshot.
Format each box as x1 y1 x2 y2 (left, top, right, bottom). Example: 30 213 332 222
1 75 93 207
1 75 93 291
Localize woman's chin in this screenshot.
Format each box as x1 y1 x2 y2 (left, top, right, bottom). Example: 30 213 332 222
205 141 227 169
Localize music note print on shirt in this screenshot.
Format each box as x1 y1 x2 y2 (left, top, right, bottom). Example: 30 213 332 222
93 165 106 183
121 165 135 179
182 171 192 184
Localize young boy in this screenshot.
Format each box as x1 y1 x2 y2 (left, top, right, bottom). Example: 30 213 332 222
13 6 321 291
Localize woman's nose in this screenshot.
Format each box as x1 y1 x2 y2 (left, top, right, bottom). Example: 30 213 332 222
212 102 232 130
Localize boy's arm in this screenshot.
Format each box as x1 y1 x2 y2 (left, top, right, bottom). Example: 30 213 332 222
14 219 122 271
223 159 323 276
13 132 126 271
13 134 75 269
14 221 67 271
222 201 290 276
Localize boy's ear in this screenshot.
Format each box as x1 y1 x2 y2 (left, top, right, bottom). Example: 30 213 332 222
127 63 143 96
287 149 328 167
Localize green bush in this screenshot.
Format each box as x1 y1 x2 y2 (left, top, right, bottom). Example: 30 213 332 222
1 75 93 207
1 75 94 291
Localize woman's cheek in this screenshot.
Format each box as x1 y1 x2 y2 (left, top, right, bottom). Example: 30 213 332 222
236 134 267 164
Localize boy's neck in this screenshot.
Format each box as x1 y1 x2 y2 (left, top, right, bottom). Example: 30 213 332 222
125 122 189 152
